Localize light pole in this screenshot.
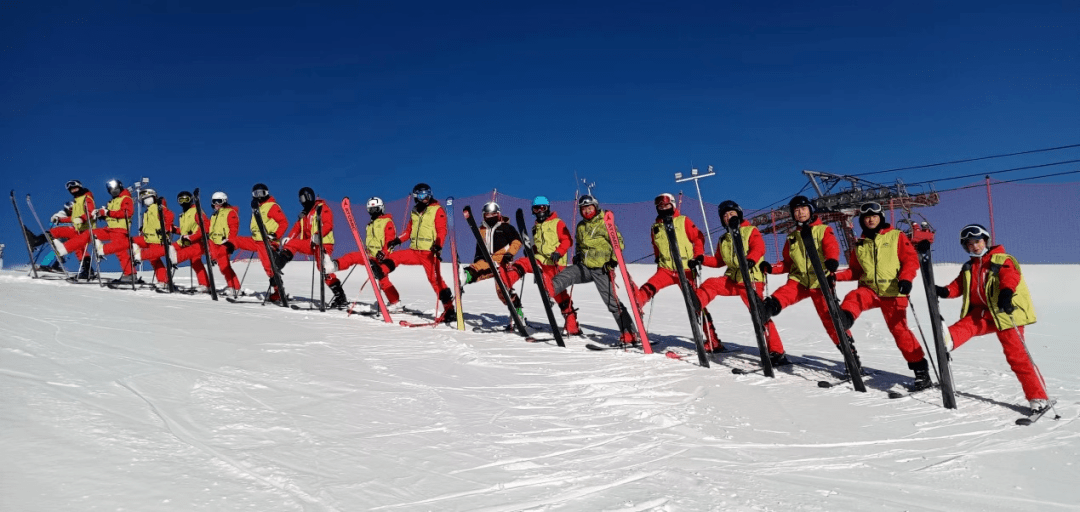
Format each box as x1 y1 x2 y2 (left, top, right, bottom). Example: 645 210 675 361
675 165 717 254
130 177 150 270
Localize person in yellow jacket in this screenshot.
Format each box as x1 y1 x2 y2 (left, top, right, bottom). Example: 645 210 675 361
549 195 638 344
230 183 289 300
169 190 212 292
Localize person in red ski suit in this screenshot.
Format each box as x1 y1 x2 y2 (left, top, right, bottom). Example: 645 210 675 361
169 190 212 292
326 197 402 311
499 196 581 335
56 180 136 284
696 200 783 361
758 196 856 362
935 224 1049 413
204 192 244 293
634 193 723 352
50 180 96 273
230 183 289 299
113 188 176 286
328 183 455 322
834 202 929 389
274 187 348 308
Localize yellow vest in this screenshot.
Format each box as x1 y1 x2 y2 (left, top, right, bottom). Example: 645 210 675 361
141 203 168 245
249 200 280 241
71 194 91 233
533 217 567 266
787 224 829 289
178 208 202 247
576 212 622 269
653 215 694 271
209 207 235 244
852 229 905 297
959 252 1036 329
304 206 335 246
720 225 765 284
409 204 442 251
366 217 392 258
104 195 130 230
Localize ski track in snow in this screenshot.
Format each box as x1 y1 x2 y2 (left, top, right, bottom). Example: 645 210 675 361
1 264 1079 511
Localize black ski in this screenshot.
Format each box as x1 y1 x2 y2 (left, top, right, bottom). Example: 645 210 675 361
314 204 327 312
251 198 288 308
25 194 71 279
1017 399 1059 426
726 219 775 378
659 215 710 367
514 208 566 348
462 205 528 337
913 232 958 409
799 226 866 392
191 189 219 301
156 197 176 293
10 190 40 278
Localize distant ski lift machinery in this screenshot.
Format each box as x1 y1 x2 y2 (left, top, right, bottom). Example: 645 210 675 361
747 170 940 257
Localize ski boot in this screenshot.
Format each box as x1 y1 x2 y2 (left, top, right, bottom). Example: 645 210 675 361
618 330 639 346
275 249 294 269
769 351 791 367
563 310 583 336
440 303 457 325
328 280 348 309
908 358 933 391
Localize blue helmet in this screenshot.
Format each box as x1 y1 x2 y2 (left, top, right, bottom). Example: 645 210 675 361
532 196 550 207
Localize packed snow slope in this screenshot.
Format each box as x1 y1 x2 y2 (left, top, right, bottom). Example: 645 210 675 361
1 262 1078 511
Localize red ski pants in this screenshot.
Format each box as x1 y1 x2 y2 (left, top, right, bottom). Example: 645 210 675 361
231 237 277 278
282 238 340 286
198 242 240 290
503 257 574 314
949 307 1048 400
170 243 209 287
337 250 401 304
698 276 784 353
115 235 170 282
770 280 849 346
59 227 128 261
50 226 90 260
840 287 925 363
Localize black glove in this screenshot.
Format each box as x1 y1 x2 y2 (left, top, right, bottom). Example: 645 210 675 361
430 243 442 261
550 251 561 263
572 251 584 265
997 288 1015 314
897 280 912 295
824 258 839 273
916 240 932 253
758 260 773 275
935 285 949 298
387 238 402 250
602 260 618 273
688 255 704 271
223 240 236 255
375 250 387 261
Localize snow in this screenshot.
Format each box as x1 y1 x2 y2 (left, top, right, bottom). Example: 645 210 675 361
1 262 1078 511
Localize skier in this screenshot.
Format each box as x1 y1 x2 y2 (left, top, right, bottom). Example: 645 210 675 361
54 180 134 280
230 183 289 300
635 193 723 351
326 183 455 322
455 202 524 327
696 200 785 361
205 191 245 295
326 197 403 311
549 195 638 343
170 190 212 292
274 187 348 308
833 202 930 388
113 189 176 287
757 196 855 361
49 180 97 279
934 224 1049 412
500 196 582 335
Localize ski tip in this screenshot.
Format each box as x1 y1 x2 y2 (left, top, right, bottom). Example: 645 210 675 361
665 351 683 360
887 391 905 399
1015 418 1033 426
731 368 748 375
817 381 834 388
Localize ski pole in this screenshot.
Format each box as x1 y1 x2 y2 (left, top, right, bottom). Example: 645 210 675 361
309 255 317 310
237 251 255 292
907 299 942 382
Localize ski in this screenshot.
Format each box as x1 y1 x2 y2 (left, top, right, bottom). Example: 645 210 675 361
444 197 465 330
191 189 219 301
726 219 775 377
314 204 327 312
586 342 643 351
340 198 392 323
911 224 958 409
660 214 710 367
25 194 71 279
601 210 654 355
251 198 288 308
1017 399 1059 426
799 226 866 392
462 205 529 337
887 384 938 399
156 197 176 293
514 208 566 347
10 190 40 278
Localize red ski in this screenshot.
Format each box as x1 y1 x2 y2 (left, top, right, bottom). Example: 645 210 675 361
601 210 652 354
341 197 393 323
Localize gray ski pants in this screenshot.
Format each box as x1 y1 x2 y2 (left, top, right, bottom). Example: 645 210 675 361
551 263 636 333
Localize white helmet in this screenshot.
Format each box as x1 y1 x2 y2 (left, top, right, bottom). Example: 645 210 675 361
366 197 384 215
211 191 228 205
140 188 158 206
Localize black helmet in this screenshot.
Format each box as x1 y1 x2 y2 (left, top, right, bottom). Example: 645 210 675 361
858 201 885 228
299 187 316 209
578 194 598 208
717 200 743 227
788 195 814 217
412 183 432 202
65 180 83 192
106 179 124 198
176 191 194 210
252 183 270 201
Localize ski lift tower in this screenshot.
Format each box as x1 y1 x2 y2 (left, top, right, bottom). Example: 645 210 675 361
675 165 717 254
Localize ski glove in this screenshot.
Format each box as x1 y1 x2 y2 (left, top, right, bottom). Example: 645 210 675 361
550 251 561 263
51 211 64 224
431 243 442 261
375 250 387 261
688 255 704 271
280 237 291 247
602 260 618 273
311 233 321 246
897 280 912 295
997 288 1015 314
572 251 584 265
72 218 84 228
935 285 949 298
758 260 773 275
824 258 839 273
91 207 107 220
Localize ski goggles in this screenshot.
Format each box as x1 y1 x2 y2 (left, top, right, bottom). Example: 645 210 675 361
532 204 549 213
859 202 883 215
252 188 269 199
412 189 431 201
960 225 990 243
176 194 193 205
65 180 82 190
211 197 227 206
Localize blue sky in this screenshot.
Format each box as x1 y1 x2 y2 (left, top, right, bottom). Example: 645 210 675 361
2 0 1079 260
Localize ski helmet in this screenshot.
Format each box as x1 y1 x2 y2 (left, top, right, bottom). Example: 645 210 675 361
211 191 228 206
139 188 158 206
482 201 501 215
412 183 432 202
578 194 599 219
788 195 814 218
298 187 316 209
176 191 193 210
366 197 384 216
106 179 124 198
65 180 83 193
717 200 743 226
63 201 74 214
532 196 550 207
252 183 270 200
532 196 551 221
858 201 885 228
959 224 990 245
654 193 676 215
